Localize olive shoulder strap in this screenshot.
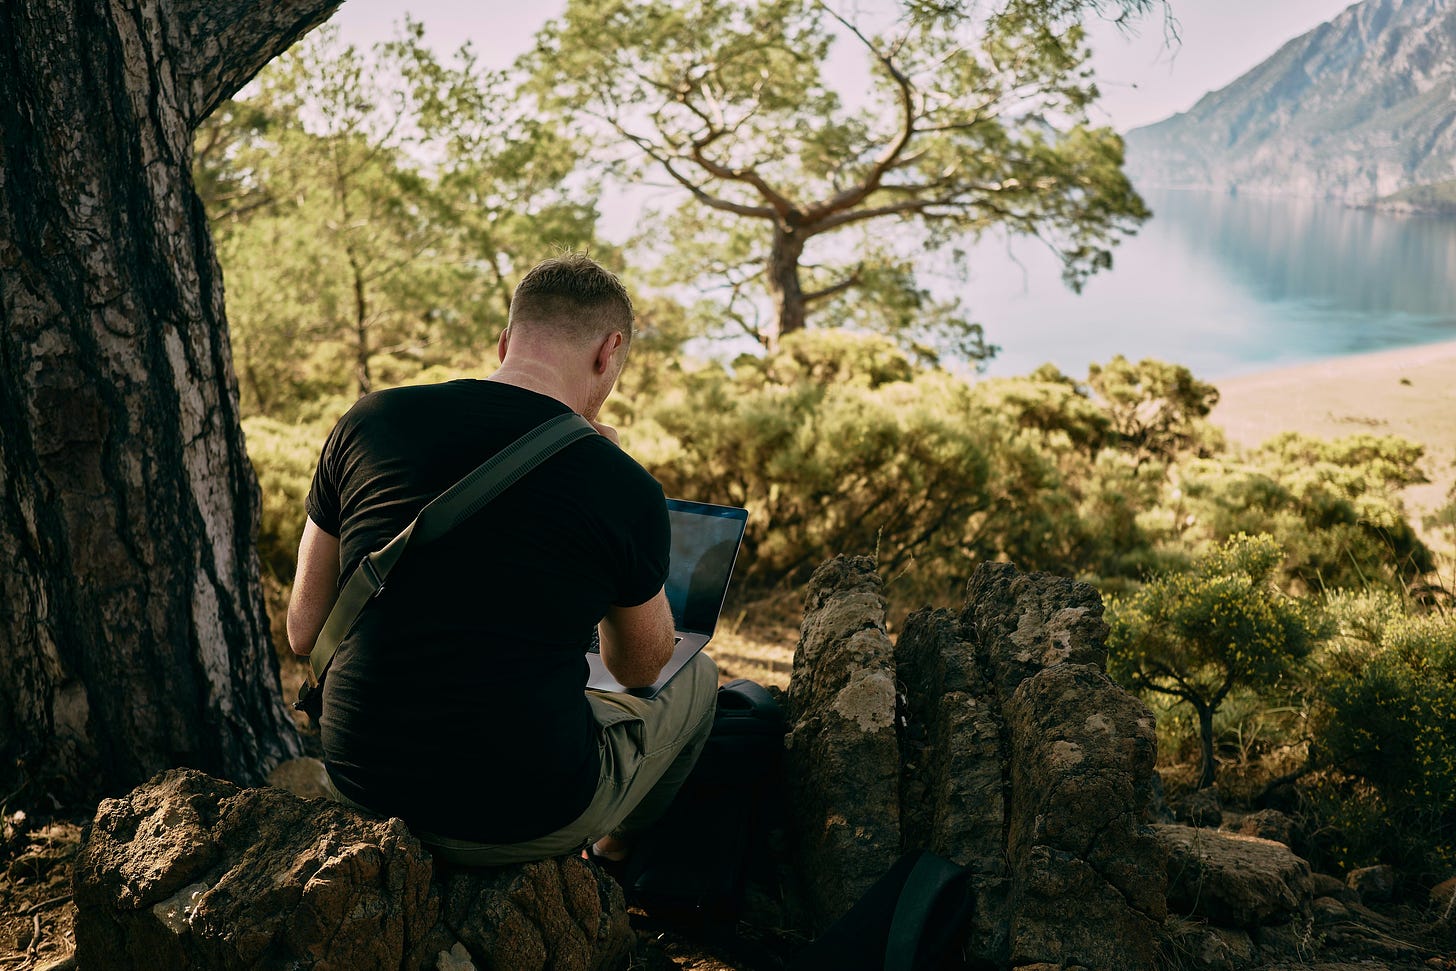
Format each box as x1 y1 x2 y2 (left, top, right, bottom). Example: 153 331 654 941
306 411 598 685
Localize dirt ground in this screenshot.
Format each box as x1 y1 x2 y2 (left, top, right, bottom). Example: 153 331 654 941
1 813 80 970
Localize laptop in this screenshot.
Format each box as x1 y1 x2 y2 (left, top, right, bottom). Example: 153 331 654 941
586 498 749 697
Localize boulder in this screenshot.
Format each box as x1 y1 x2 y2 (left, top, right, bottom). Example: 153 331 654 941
788 558 1167 970
1174 787 1223 829
1345 863 1396 903
72 768 632 971
1431 876 1456 916
1155 824 1313 927
1228 808 1292 846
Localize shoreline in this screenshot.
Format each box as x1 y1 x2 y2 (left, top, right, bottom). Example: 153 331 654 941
1209 339 1456 529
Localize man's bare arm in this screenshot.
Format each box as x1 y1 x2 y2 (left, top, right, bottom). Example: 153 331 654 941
598 587 675 689
287 516 341 656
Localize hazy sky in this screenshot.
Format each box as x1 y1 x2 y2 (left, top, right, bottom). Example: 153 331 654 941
328 0 1360 132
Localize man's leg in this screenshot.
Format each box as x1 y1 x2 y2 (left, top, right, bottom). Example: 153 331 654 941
392 652 718 867
586 651 718 857
584 651 718 852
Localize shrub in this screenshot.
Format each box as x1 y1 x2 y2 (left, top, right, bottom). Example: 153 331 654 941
1315 605 1456 871
1108 533 1326 789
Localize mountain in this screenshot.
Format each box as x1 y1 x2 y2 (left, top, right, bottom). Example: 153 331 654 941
1123 0 1456 203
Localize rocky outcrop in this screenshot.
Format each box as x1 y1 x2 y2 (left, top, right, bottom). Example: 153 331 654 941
783 555 902 923
787 557 1167 970
72 768 631 971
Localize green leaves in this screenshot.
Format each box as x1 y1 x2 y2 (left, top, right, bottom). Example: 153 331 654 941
1316 602 1456 868
197 22 609 421
1106 533 1325 786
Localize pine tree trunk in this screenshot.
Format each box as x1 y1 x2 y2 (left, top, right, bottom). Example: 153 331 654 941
0 0 339 804
766 226 807 349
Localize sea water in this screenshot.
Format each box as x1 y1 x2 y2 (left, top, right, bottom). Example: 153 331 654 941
972 188 1456 380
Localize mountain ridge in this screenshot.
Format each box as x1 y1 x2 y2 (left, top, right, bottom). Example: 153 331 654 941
1123 0 1456 203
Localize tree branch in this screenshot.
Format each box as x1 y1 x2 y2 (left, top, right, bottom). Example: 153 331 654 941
802 3 918 225
803 266 862 305
172 0 343 126
605 119 777 219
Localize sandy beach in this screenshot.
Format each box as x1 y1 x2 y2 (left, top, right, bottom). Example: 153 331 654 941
1209 339 1456 534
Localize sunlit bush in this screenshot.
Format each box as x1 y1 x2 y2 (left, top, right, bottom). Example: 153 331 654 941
1315 603 1456 870
1107 533 1326 789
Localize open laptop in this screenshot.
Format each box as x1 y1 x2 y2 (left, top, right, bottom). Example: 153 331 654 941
586 498 748 697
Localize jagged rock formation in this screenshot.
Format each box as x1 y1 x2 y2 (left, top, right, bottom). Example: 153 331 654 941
782 556 903 922
1125 0 1456 202
785 556 1168 970
72 768 631 971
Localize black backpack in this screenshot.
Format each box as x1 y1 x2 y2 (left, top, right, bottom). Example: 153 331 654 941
622 677 787 921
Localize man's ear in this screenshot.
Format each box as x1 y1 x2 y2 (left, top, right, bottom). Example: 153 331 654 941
594 331 624 374
497 327 510 364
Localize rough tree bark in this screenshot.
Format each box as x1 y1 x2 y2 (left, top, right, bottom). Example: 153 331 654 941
0 0 341 803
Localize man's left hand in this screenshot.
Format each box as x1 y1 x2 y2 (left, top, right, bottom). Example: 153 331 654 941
590 420 620 445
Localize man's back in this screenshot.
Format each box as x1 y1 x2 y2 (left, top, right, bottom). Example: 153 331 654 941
305 379 669 843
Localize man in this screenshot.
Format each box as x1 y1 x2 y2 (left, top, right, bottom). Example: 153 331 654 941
287 253 716 867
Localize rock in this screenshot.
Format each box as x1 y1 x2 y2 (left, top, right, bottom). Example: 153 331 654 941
784 555 902 926
1003 663 1167 969
895 607 1010 960
1310 872 1360 905
1174 787 1223 828
1312 896 1351 922
1249 918 1316 963
1230 808 1292 845
1346 863 1396 903
1431 876 1456 916
72 768 631 971
265 756 332 800
1155 824 1313 927
789 559 1166 970
1161 922 1256 971
1146 770 1176 824
962 564 1165 971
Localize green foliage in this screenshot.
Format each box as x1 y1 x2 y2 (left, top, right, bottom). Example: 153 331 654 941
197 22 607 421
1086 355 1222 464
1180 432 1433 592
1315 599 1456 869
1107 533 1326 787
624 332 998 600
243 409 346 583
530 0 1152 355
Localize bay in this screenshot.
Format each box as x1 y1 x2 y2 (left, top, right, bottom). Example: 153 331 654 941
972 188 1456 380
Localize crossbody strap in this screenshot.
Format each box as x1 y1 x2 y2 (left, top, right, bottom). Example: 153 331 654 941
308 411 598 683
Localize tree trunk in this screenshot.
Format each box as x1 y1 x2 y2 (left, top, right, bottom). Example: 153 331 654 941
765 226 807 349
0 0 339 804
1195 702 1217 790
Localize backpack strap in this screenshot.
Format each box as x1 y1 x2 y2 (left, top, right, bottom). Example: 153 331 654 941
308 411 597 684
885 851 973 971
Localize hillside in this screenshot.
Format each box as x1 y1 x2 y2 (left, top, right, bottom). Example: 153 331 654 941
1124 0 1456 202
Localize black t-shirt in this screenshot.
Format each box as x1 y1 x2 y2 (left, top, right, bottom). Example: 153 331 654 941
305 380 669 843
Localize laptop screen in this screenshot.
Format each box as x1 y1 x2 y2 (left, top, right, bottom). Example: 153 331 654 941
664 499 748 635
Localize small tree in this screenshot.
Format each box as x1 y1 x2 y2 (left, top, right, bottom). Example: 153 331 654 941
1107 533 1325 789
